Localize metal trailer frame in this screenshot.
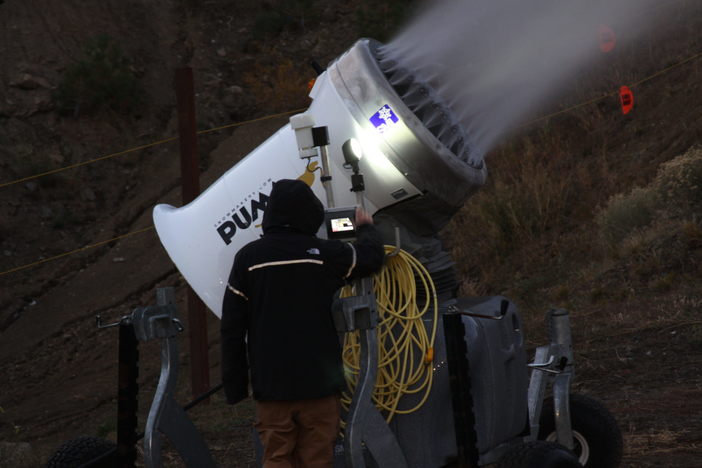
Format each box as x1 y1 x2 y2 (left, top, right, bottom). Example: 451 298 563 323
92 292 579 468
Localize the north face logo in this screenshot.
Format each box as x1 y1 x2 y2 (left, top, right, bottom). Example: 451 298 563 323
306 248 320 255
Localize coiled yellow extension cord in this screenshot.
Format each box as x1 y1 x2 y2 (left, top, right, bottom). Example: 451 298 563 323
341 246 438 423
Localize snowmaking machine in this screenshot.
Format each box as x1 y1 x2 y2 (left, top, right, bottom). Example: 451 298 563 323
48 38 623 468
150 38 623 468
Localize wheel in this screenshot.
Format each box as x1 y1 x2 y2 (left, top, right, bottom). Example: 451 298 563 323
539 393 623 468
46 436 116 468
497 440 581 468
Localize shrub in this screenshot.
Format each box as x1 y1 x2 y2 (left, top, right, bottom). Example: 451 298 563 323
54 34 142 116
596 186 659 250
596 147 702 251
653 147 702 216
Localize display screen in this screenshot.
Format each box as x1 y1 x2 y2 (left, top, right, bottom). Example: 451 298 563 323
324 207 357 240
331 217 354 233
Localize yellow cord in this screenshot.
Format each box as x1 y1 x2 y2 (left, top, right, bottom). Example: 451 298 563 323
341 246 438 423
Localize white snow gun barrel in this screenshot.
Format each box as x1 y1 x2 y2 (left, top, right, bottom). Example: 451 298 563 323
153 38 487 317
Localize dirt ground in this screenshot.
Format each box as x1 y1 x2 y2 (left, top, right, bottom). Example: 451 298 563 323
2 270 700 467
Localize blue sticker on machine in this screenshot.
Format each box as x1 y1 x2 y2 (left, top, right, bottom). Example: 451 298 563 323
370 104 399 133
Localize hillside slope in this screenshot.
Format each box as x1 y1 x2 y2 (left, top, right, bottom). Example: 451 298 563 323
0 1 700 466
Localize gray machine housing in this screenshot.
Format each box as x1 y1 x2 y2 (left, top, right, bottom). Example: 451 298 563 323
334 296 529 467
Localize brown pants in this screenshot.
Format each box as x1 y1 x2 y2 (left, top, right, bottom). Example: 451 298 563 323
255 395 340 468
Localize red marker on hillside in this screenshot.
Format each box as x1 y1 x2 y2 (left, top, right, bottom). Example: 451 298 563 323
619 86 634 114
599 25 616 53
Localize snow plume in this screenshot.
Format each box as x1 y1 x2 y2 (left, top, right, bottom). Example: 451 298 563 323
380 0 671 160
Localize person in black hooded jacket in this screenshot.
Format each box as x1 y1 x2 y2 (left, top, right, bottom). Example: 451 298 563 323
221 178 384 467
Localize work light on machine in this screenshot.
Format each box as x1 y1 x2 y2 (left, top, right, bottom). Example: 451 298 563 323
342 138 363 172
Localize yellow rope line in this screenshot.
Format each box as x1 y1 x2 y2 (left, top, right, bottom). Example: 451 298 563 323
0 108 307 189
196 107 307 135
0 226 155 277
523 91 619 127
0 137 177 189
628 50 702 88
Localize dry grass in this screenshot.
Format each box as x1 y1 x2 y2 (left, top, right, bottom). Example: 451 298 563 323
447 122 620 301
596 187 660 252
241 53 311 113
446 124 702 318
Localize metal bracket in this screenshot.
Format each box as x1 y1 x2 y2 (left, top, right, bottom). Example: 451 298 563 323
528 356 555 368
529 355 571 374
131 305 184 342
96 314 131 329
528 356 561 374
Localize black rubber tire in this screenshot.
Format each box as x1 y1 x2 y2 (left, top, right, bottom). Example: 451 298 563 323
539 393 623 468
46 436 116 468
497 441 582 468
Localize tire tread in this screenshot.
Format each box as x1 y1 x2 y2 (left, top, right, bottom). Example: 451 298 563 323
46 436 116 468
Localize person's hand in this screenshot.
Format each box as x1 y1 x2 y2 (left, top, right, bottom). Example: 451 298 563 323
355 207 374 226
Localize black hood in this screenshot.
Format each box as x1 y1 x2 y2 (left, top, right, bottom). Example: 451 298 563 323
262 179 324 235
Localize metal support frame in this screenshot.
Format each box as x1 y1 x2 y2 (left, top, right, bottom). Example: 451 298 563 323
330 166 408 468
317 136 335 208
338 277 408 468
526 309 575 450
137 288 217 468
